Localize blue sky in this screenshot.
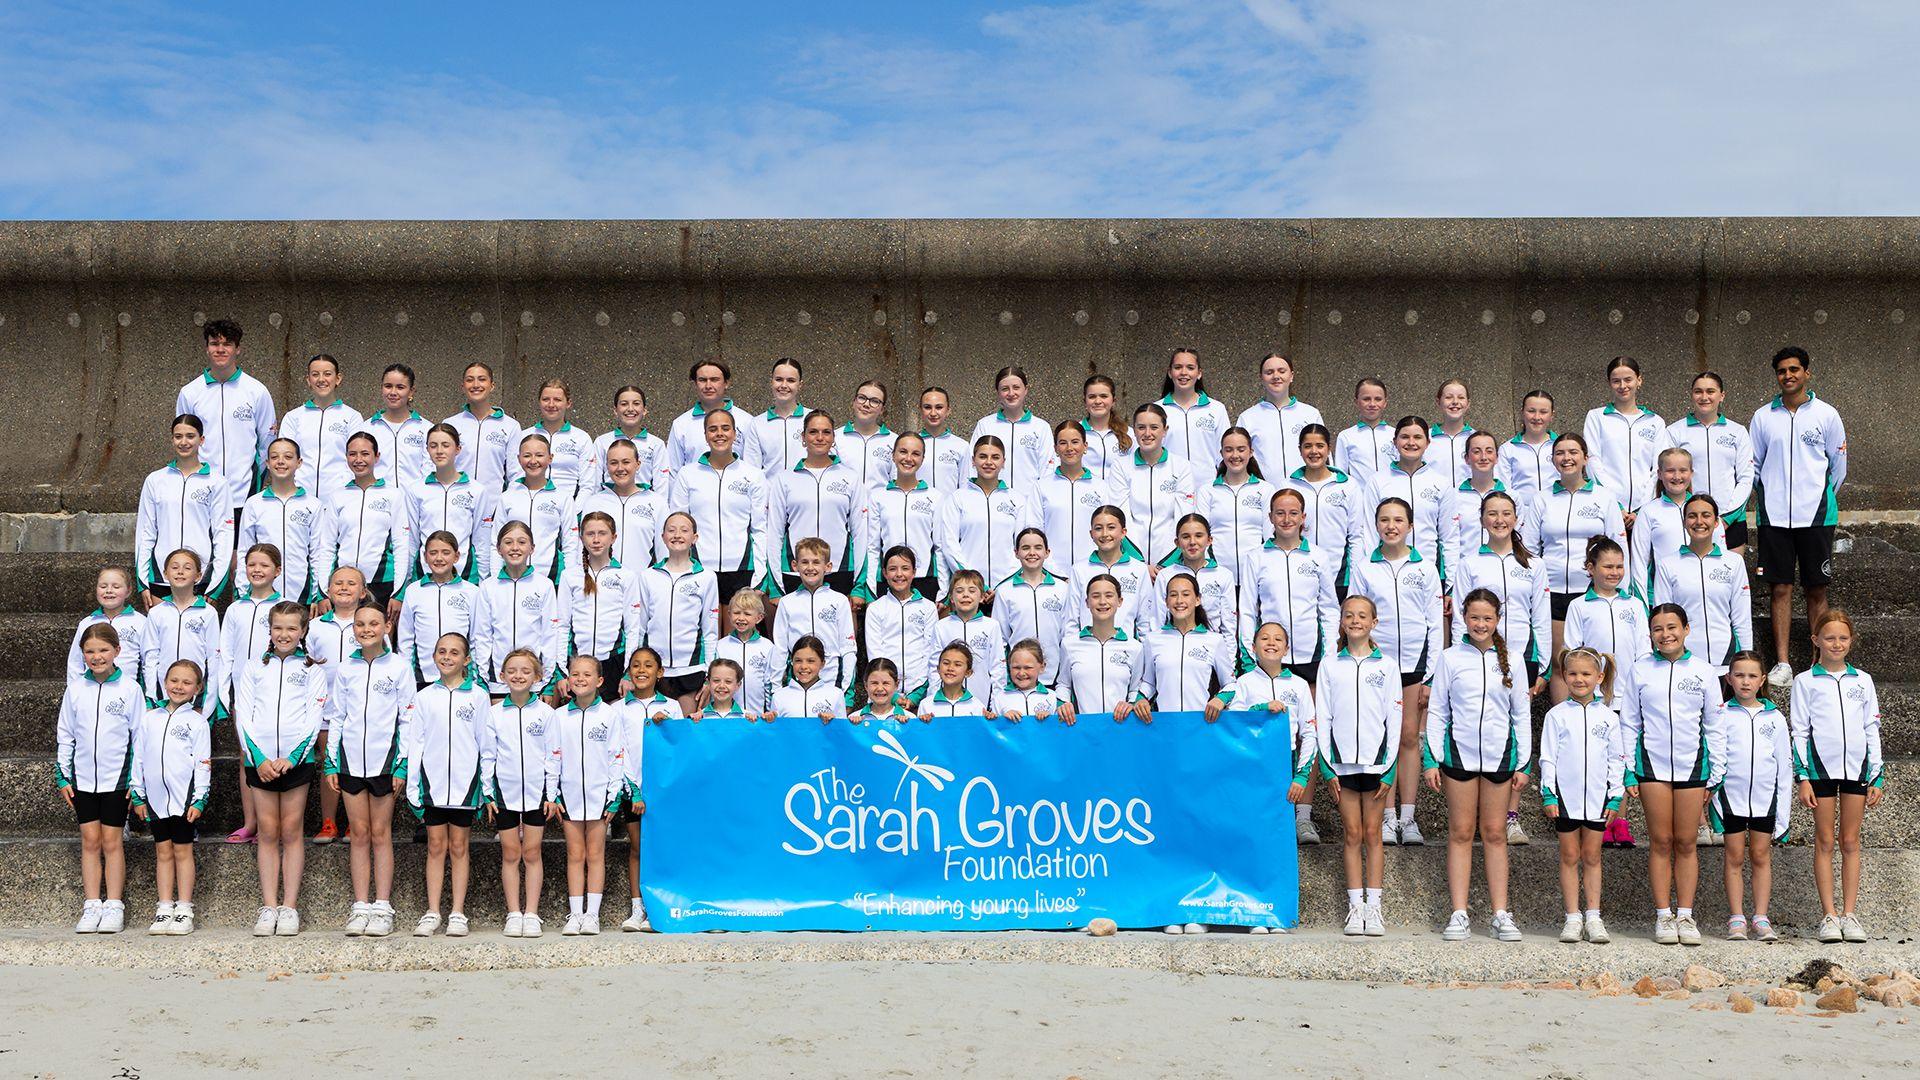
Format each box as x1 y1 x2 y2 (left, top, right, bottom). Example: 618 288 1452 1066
1 0 1912 218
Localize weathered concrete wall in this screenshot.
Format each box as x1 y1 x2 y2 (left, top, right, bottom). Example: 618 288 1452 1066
1 219 1913 512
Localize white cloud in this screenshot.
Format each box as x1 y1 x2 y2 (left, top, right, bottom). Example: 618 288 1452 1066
0 0 1910 216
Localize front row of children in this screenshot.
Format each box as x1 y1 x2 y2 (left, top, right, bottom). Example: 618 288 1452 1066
59 591 1884 944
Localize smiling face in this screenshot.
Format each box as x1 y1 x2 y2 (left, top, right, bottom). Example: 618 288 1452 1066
1649 610 1687 656
789 647 823 684
1589 546 1626 592
1683 500 1719 542
1355 381 1386 422
1774 355 1809 397
538 385 569 424
1085 579 1120 621
1339 596 1377 644
1007 649 1041 689
626 650 661 694
1436 382 1468 421
346 436 378 479
170 421 203 461
329 568 366 611
268 610 305 654
1689 376 1723 418
1552 439 1586 480
864 667 899 707
1083 380 1113 422
1481 496 1517 542
615 388 648 429
264 439 299 482
892 435 924 477
1608 363 1641 405
1298 429 1330 469
883 552 916 594
1660 454 1694 499
566 656 604 700
1522 395 1553 434
919 389 950 433
1017 532 1050 570
95 570 132 612
1561 653 1600 699
496 527 533 566
433 634 469 678
1374 502 1410 546
1054 425 1086 470
794 548 828 587
163 550 200 588
517 437 551 480
245 550 279 588
703 411 737 456
802 415 836 458
1089 512 1124 553
424 538 458 576
1162 575 1199 621
1218 431 1253 476
502 653 540 694
937 648 973 687
852 384 886 424
462 365 493 405
352 604 388 650
660 513 696 554
1813 618 1853 667
769 363 802 406
1466 435 1499 476
1176 518 1210 562
1463 598 1499 645
1167 350 1201 393
1394 424 1428 461
996 373 1027 413
972 442 1004 482
1253 622 1289 664
1261 355 1294 400
1133 411 1165 453
306 357 340 402
162 662 202 704
949 579 983 614
82 636 118 675
604 443 638 487
1269 495 1305 540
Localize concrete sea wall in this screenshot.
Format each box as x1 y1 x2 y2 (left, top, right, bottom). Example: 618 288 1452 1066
1 218 1914 512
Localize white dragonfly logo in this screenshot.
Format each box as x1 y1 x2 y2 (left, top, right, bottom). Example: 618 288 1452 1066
872 728 955 799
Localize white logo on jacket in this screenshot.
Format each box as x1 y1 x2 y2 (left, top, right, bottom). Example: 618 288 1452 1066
519 594 545 614
1365 669 1387 689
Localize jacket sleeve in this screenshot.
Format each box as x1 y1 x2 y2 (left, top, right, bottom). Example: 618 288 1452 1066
936 493 966 580
1788 675 1812 779
396 695 421 802
748 473 772 587
1771 713 1794 840
763 474 791 589
1729 556 1754 654
1509 650 1533 773
1210 631 1237 696
1702 668 1727 788
1731 425 1756 518
190 713 213 812
558 494 583 580
253 386 279 481
542 585 567 677
1420 650 1450 769
66 621 89 683
1537 710 1559 806
621 571 647 667
135 476 160 591
468 586 493 687
474 695 497 803
1136 633 1158 704
833 596 858 688
1310 659 1334 770
473 487 500 582
1618 665 1643 786
1629 509 1655 600
1864 675 1885 787
1604 493 1627 552
1826 409 1849 496
127 713 151 807
1604 705 1627 808
311 502 339 602
1422 572 1444 684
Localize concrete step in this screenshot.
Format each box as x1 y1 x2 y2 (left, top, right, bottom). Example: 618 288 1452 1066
1 836 1914 935
1751 612 1919 680
0 613 83 680
0 551 125 614
9 750 1920 849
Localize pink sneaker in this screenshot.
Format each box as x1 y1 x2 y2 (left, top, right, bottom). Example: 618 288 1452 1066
226 826 258 844
1603 818 1635 849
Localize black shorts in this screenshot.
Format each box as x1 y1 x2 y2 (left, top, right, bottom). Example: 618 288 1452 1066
1440 764 1514 785
1554 816 1606 834
1337 772 1386 794
715 569 755 609
149 815 198 845
72 788 130 827
657 672 705 700
1524 657 1542 687
422 805 476 828
1723 519 1750 548
1807 777 1872 799
1290 660 1320 686
337 773 395 798
367 578 396 608
610 794 644 827
245 763 315 792
1718 811 1777 835
1400 670 1425 688
1758 524 1834 587
1642 777 1708 792
496 806 549 829
1550 590 1579 621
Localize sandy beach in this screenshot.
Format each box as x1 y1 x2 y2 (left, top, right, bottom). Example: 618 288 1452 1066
2 932 1915 1078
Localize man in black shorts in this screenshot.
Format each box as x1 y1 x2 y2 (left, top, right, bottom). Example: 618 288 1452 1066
1749 347 1849 687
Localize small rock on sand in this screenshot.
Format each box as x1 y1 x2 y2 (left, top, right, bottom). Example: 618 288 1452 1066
1691 1000 1723 1012
1815 986 1859 1014
1682 965 1725 991
1729 992 1756 1014
1765 988 1801 1008
1633 976 1661 998
1652 976 1682 993
1663 990 1691 1001
1086 919 1116 937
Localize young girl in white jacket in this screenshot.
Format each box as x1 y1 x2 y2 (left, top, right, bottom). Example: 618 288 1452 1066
1715 652 1791 943
1350 498 1444 846
129 659 211 935
58 624 147 935
1791 609 1887 944
1315 595 1403 937
322 602 415 937
489 649 556 939
236 601 328 937
403 632 494 939
1538 647 1625 944
545 653 629 936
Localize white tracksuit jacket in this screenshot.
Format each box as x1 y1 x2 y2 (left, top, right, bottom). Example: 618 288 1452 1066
1538 697 1626 823
127 702 211 819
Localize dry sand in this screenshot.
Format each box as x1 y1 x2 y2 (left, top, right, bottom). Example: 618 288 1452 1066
3 949 1916 1078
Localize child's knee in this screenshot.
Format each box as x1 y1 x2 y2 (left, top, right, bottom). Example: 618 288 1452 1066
1838 833 1862 856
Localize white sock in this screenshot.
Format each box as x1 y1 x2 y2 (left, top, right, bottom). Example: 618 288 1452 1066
1451 908 1467 920
631 897 644 914
155 901 175 915
509 910 522 919
1346 888 1363 907
1656 906 1673 919
587 892 602 917
1398 804 1416 825
1493 909 1509 920
1363 888 1382 905
1295 803 1313 822
176 902 193 913
569 895 584 916
1677 907 1692 919
1584 909 1601 921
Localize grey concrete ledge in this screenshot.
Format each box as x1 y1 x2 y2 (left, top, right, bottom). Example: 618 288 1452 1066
6 219 1920 285
0 928 1914 985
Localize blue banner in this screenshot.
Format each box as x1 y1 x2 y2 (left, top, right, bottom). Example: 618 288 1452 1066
639 712 1299 932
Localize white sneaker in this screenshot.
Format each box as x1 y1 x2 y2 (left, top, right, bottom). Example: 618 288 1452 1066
1249 925 1271 935
274 906 300 936
1398 820 1425 846
168 908 195 935
1676 914 1702 946
1343 903 1365 936
345 903 370 937
1654 913 1679 944
1492 912 1522 943
1441 911 1471 941
504 913 525 938
148 904 175 935
581 914 601 936
1296 817 1322 845
1381 813 1400 846
1841 914 1868 943
621 908 647 932
1183 923 1208 935
1362 901 1385 936
1560 914 1584 943
1584 914 1610 944
252 905 278 936
413 911 440 937
1767 662 1792 688
364 904 395 938
1697 824 1722 847
1505 818 1530 846
75 900 102 934
562 913 584 936
97 901 126 934
1817 914 1843 943
446 912 469 937
521 914 544 938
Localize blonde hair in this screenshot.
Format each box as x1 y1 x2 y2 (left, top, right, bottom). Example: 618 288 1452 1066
729 588 767 619
1556 646 1616 701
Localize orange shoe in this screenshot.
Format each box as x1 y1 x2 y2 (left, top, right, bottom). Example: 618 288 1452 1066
313 820 339 845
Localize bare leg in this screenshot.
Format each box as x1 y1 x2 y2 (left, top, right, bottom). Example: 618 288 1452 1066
1643 782 1675 909
1769 584 1793 663
344 790 372 905
522 825 546 917
499 827 524 913
1749 830 1772 919
1581 828 1604 911
237 763 257 832
79 822 104 902
1548 618 1569 703
101 820 125 902
316 733 340 831
1557 829 1581 913
1478 779 1510 913
1364 785 1389 889
1804 585 1830 650
368 794 395 902
1838 793 1866 915
1394 687 1426 816
1723 831 1747 918
1337 787 1364 890
425 824 448 914
448 825 471 914
626 821 641 901
1443 776 1478 912
1671 787 1705 910
174 841 196 905
584 823 607 897
255 794 282 906
153 839 176 905
275 787 309 907
565 820 589 898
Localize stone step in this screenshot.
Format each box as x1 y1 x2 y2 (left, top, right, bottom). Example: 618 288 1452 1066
0 613 85 680
0 551 126 614
1750 612 1919 680
9 750 1920 849
1 836 1914 935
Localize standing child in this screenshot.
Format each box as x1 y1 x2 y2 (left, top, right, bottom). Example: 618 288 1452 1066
497 433 582 584
918 386 971 493
1582 356 1669 534
1560 536 1646 849
835 380 898 492
220 545 281 843
1069 505 1155 638
174 319 276 538
1287 424 1369 595
545 654 628 936
1039 420 1128 577
1440 431 1506 576
477 521 566 698
1206 426 1280 584
769 637 847 722
770 537 858 688
57 625 146 933
403 633 493 938
579 438 667 571
1621 604 1722 946
129 659 211 935
1315 595 1402 936
514 379 596 501
1123 405 1199 567
1055 575 1145 724
1364 418 1450 572
305 566 369 844
1715 651 1792 942
1538 647 1624 944
860 432 943 600
698 659 748 719
1158 347 1232 475
1427 379 1484 489
931 571 1007 702
135 415 235 604
1422 589 1532 944
942 435 1039 605
1208 623 1318 855
851 660 912 723
488 649 556 938
711 589 777 715
443 361 520 492
395 531 491 686
1791 610 1886 943
968 366 1055 490
280 355 363 505
1499 390 1558 504
146 549 223 714
67 566 154 695
1237 353 1325 482
990 640 1068 721
752 361 812 477
563 512 644 703
995 529 1075 688
1667 371 1754 555
236 602 328 937
1077 375 1131 484
1239 489 1338 712
1630 448 1726 600
1334 377 1395 488
405 423 499 584
767 411 868 595
665 409 769 607
635 512 720 714
1351 499 1444 846
323 603 414 937
237 438 326 605
862 550 940 705
1140 573 1237 719
593 385 669 490
358 363 430 493
617 647 683 931
1530 433 1628 702
321 432 406 609
1152 515 1243 663
918 643 991 719
1652 494 1752 676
